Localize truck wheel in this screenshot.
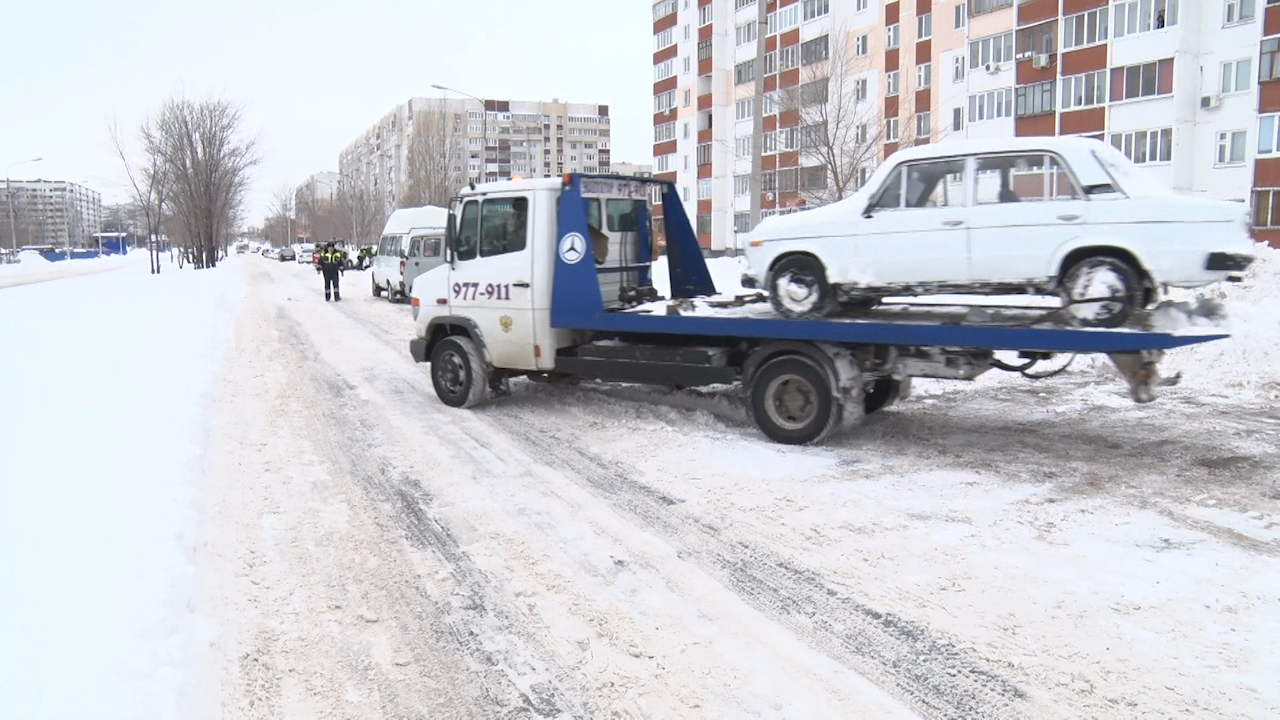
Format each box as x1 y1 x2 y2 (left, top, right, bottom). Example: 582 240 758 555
1060 255 1140 329
767 255 836 319
749 354 841 445
430 336 492 409
372 276 382 297
863 378 901 414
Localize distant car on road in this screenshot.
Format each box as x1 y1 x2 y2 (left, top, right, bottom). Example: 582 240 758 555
278 247 296 262
740 136 1256 328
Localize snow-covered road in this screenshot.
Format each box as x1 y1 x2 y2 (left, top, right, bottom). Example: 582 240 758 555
5 253 1278 719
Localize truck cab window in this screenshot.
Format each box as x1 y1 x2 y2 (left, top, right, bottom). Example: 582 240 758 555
479 196 529 257
457 200 480 260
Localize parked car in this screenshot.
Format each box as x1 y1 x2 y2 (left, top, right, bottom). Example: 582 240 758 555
740 136 1256 327
296 243 314 264
278 246 296 262
371 205 448 303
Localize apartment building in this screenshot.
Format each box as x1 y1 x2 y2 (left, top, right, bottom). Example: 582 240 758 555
610 161 655 176
0 179 102 249
339 96 613 214
654 0 1274 253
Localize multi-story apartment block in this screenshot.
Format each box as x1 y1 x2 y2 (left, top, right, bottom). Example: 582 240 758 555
655 0 1278 253
339 96 613 215
0 179 102 249
610 161 655 176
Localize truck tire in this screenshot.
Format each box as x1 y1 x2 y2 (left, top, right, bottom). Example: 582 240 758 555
372 276 383 297
863 378 902 414
748 354 842 445
430 336 491 409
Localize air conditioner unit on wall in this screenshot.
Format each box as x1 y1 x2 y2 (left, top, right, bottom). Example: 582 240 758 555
1201 94 1222 110
984 62 999 74
1032 53 1050 69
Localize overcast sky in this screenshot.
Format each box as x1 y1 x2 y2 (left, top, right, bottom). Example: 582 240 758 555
2 0 654 225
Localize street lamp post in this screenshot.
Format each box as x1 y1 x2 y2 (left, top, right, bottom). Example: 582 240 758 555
432 83 487 184
6 157 43 252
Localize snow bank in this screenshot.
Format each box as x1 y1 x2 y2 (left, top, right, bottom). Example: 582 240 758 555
0 262 242 719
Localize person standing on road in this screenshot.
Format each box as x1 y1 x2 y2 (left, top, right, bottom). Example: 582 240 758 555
319 242 345 301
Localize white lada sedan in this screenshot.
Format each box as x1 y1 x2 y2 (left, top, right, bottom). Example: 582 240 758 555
739 136 1256 327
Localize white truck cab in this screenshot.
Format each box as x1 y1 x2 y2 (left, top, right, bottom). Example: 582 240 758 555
410 176 653 380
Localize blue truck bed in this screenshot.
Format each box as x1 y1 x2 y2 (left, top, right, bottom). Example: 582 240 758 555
550 174 1228 355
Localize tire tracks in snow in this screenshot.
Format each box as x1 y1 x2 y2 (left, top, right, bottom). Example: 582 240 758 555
271 306 582 719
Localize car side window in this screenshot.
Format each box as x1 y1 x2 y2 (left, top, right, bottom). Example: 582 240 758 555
457 200 480 261
478 196 529 257
974 153 1082 204
903 160 966 208
422 237 441 257
869 167 904 210
408 237 422 258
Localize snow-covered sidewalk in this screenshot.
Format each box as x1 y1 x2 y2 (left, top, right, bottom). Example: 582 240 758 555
0 250 150 289
0 260 241 719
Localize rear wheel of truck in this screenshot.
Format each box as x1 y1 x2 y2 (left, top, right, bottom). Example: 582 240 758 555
372 276 383 297
430 336 491 409
749 354 842 445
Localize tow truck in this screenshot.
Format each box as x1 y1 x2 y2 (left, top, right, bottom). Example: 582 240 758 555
408 173 1230 445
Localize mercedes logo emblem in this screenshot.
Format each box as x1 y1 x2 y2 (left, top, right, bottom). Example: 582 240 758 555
558 232 586 264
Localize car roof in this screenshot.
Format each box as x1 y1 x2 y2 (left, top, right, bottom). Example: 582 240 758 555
890 135 1108 163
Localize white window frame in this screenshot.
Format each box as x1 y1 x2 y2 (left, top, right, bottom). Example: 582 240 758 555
887 23 900 50
855 34 868 58
916 111 932 138
955 3 967 29
1259 113 1280 155
885 117 900 143
1216 129 1247 165
917 12 932 40
654 121 676 143
1113 0 1179 39
953 56 966 83
1062 7 1109 51
1060 70 1108 110
1108 128 1173 164
917 62 932 89
886 70 900 96
1221 58 1253 94
654 28 675 51
1225 0 1256 26
699 3 713 26
735 98 754 121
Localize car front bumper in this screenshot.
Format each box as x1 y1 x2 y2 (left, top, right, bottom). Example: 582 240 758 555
409 338 428 363
1205 252 1254 272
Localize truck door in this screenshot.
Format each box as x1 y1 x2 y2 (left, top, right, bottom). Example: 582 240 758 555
450 195 538 371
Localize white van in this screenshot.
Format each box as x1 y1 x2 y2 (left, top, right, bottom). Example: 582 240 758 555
371 205 449 302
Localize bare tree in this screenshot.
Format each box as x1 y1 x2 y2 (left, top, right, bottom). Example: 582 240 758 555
337 176 386 249
270 183 295 247
401 99 465 209
143 93 258 269
110 115 171 273
776 27 924 207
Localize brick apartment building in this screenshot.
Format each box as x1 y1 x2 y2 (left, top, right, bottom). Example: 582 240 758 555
654 0 1279 253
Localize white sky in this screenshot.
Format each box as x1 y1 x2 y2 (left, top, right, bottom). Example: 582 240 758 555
1 0 654 225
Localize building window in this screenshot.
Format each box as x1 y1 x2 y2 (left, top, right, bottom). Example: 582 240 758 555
1225 0 1255 25
886 70 900 96
1263 38 1280 81
1216 129 1247 165
918 13 933 40
1251 188 1280 228
699 3 713 26
855 77 868 101
802 0 829 21
735 212 751 233
684 89 692 107
1113 0 1178 38
953 57 966 83
736 136 753 158
969 88 1014 121
800 35 829 65
885 117 900 142
916 112 932 138
1060 70 1108 110
696 214 712 234
684 56 691 74
655 153 675 172
735 59 756 84
1062 8 1109 51
735 98 753 121
970 31 1015 69
1109 128 1173 164
698 178 712 199
952 107 964 131
764 50 777 74
698 38 712 62
655 121 676 142
654 28 675 51
917 63 932 89
736 21 757 46
653 0 676 21
856 0 868 10
768 4 801 34
780 45 800 70
1015 80 1056 116
734 174 750 195
1110 59 1174 101
1017 20 1057 56
654 59 675 81
1259 113 1280 154
955 4 967 29
800 78 829 105
969 0 1014 16
887 24 900 49
799 165 827 191
1221 58 1253 94
655 90 676 113
855 34 868 57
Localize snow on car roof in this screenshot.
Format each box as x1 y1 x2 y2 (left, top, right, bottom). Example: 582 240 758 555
887 135 1110 163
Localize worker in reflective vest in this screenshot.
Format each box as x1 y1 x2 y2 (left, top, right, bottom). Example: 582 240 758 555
319 242 346 301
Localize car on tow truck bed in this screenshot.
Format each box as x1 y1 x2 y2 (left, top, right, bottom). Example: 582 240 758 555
406 173 1231 445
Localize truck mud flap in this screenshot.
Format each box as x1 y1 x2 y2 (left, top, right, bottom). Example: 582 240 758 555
409 338 429 363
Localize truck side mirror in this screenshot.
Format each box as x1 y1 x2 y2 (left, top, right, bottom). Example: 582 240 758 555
445 211 458 265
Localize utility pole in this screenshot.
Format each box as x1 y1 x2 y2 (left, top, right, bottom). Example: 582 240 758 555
432 84 486 184
747 0 769 251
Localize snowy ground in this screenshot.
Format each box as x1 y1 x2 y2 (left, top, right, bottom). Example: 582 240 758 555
3 249 1278 719
0 250 151 288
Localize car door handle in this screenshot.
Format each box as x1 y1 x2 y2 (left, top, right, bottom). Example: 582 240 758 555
512 281 530 287
1057 213 1081 221
941 219 964 227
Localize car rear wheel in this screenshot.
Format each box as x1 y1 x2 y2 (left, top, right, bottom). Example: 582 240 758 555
766 255 836 319
1060 255 1141 329
372 275 382 297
